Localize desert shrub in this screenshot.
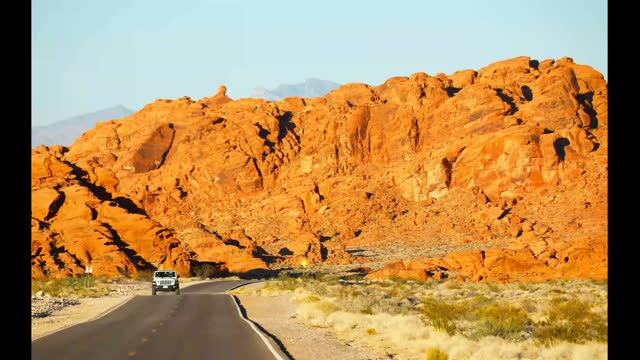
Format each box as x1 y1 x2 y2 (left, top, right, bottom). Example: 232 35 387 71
31 276 110 298
116 266 131 279
336 283 358 297
418 279 441 289
316 300 339 314
297 295 321 303
462 295 494 310
133 269 154 281
420 296 465 335
377 280 394 288
426 347 449 360
389 283 411 297
312 272 339 283
534 296 608 345
336 287 415 316
254 271 607 358
340 274 366 282
431 318 457 336
372 297 410 315
265 274 300 291
366 328 377 335
304 279 330 294
471 303 532 341
360 307 374 315
443 280 462 290
518 297 538 313
517 282 532 291
588 279 608 286
485 281 505 293
387 276 413 285
192 263 222 279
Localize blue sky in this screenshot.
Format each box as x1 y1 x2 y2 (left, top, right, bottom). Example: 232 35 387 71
32 0 607 127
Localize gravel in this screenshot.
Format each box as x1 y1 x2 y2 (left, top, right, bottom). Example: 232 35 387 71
31 282 148 319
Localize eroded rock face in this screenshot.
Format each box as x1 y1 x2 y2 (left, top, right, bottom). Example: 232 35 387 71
31 56 607 282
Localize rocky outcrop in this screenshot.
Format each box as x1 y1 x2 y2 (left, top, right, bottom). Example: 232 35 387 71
31 56 607 282
31 146 193 278
365 236 607 283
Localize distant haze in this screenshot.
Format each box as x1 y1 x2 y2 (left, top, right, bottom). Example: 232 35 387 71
31 79 341 148
31 105 135 148
252 78 342 101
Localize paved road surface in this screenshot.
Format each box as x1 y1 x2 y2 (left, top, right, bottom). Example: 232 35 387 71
31 280 286 360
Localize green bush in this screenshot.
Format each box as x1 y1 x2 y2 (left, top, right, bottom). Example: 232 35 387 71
534 297 608 345
264 274 299 291
471 303 532 341
420 296 464 335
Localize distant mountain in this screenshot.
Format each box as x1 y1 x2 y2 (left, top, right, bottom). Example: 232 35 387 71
252 78 341 100
32 105 135 148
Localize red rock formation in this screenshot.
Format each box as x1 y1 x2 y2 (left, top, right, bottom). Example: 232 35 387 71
31 56 607 282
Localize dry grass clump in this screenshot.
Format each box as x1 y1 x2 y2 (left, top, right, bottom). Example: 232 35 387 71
132 269 154 281
426 347 449 360
534 296 608 345
31 276 111 298
470 303 532 341
420 296 462 335
234 274 308 296
262 273 607 359
297 294 321 303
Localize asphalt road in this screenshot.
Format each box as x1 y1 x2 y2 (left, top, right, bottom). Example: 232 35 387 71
31 280 287 360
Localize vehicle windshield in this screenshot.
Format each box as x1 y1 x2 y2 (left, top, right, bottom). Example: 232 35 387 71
155 271 175 278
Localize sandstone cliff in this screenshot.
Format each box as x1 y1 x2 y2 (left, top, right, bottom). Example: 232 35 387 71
31 56 607 283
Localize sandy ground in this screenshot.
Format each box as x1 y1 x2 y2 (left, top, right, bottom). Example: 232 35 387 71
31 280 386 360
235 284 387 360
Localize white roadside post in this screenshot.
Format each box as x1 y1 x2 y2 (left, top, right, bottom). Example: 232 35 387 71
85 264 93 288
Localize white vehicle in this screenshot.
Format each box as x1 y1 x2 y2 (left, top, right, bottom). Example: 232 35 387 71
152 270 180 295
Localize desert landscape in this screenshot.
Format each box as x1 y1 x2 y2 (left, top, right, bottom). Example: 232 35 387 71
32 55 608 358
31 277 386 359
32 274 607 359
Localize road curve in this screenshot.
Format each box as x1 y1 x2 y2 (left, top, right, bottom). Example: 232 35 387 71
31 280 287 360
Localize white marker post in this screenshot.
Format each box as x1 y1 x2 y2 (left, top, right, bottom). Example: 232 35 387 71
85 264 93 288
